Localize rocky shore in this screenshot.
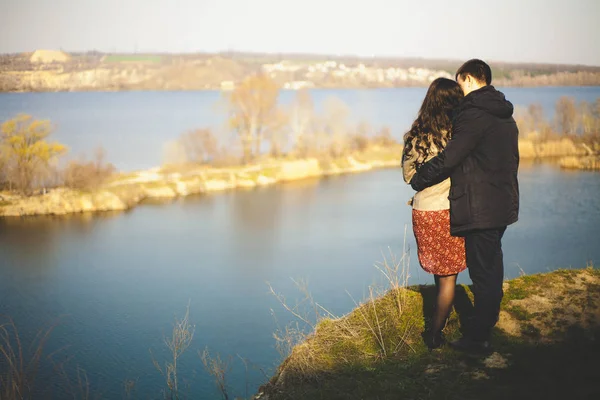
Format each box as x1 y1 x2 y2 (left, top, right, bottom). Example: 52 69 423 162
518 138 600 171
0 148 400 218
559 155 600 170
2 139 597 218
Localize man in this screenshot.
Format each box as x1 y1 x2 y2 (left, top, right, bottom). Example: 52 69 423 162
410 59 519 353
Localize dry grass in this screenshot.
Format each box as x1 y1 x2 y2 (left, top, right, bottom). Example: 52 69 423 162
0 316 55 400
0 316 92 400
498 266 600 342
151 302 195 400
265 227 421 386
200 348 231 400
559 155 600 170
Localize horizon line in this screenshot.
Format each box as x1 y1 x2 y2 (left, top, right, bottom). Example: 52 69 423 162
3 49 600 69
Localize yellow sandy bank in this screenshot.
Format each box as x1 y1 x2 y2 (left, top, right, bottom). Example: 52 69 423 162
0 150 401 218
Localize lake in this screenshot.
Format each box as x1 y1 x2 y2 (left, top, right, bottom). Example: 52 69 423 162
1 87 600 399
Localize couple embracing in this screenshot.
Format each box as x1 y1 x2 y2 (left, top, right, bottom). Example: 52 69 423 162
402 59 520 353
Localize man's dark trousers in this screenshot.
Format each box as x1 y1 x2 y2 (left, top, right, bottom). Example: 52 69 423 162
465 227 507 342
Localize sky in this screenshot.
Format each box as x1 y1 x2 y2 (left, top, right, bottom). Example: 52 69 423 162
2 0 599 66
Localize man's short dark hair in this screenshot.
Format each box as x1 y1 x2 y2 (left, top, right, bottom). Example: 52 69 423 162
455 59 492 85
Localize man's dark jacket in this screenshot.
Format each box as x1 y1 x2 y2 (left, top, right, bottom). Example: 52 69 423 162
410 85 520 236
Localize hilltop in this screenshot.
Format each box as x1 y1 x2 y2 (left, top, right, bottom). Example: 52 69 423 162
256 267 600 400
1 51 600 92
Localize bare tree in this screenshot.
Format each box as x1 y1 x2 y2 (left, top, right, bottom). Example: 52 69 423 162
227 74 281 163
514 106 534 137
582 98 600 147
595 98 600 134
289 89 315 157
180 128 219 164
579 101 595 135
372 126 396 146
322 97 350 157
266 108 289 158
555 96 578 135
528 103 545 133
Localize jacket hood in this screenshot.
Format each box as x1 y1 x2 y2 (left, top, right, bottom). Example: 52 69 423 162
462 85 514 118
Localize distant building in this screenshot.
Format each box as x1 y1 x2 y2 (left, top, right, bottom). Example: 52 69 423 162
220 81 235 91
283 81 314 90
30 50 71 64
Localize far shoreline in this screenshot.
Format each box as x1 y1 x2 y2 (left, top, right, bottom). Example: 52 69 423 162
0 147 403 218
2 84 600 95
2 138 598 219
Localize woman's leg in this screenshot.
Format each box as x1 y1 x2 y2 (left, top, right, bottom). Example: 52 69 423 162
432 273 458 335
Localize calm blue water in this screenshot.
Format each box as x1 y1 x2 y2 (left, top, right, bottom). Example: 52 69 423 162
0 87 598 171
0 88 599 399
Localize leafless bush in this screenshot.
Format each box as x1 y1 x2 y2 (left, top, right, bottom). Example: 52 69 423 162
348 134 370 152
179 128 219 164
371 126 396 146
209 147 243 168
199 348 230 400
0 74 19 92
322 97 351 157
63 147 116 190
555 96 578 135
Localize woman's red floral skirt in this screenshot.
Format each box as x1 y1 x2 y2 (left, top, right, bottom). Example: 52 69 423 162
412 209 467 276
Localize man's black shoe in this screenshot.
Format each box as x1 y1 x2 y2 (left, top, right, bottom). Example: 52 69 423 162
421 330 446 350
449 336 492 355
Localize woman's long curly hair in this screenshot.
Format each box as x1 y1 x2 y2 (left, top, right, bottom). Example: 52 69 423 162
403 78 463 166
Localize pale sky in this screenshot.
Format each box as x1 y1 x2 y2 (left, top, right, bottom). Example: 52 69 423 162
2 0 599 65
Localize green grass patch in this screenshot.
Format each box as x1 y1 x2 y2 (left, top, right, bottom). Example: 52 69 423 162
103 54 162 63
503 282 529 302
260 269 600 400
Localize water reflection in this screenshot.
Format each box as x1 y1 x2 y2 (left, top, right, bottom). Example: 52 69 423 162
0 212 121 269
519 157 562 169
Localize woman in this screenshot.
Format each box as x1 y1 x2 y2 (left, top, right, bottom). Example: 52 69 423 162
402 77 466 349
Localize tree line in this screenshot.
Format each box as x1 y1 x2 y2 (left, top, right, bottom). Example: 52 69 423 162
5 74 597 197
166 74 396 166
1 74 395 196
515 96 600 144
0 114 115 195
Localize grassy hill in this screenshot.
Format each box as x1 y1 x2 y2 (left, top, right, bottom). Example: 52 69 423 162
256 267 600 400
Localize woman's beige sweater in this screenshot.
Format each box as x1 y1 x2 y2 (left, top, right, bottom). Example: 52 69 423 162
402 138 450 211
